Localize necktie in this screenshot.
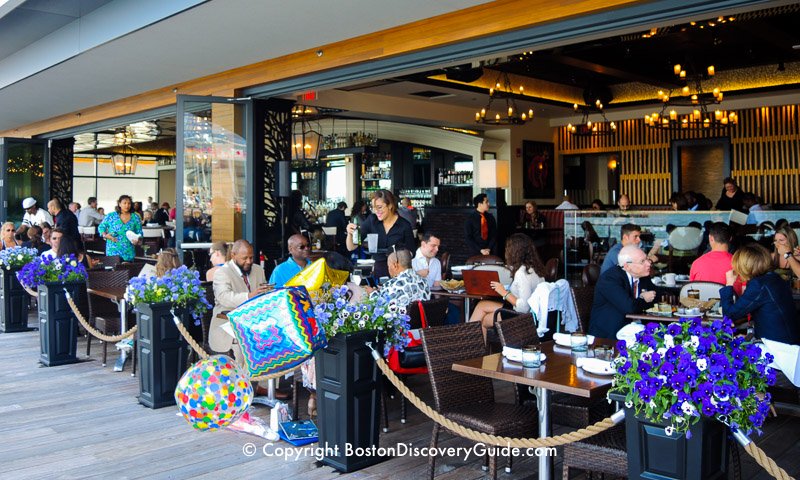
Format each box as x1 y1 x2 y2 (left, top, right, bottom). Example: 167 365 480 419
242 273 251 291
632 279 639 298
480 213 488 241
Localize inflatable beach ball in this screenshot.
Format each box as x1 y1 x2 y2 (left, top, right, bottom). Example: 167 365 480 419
174 355 253 431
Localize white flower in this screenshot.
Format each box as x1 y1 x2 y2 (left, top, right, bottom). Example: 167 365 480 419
665 426 674 436
674 416 685 424
54 262 62 270
649 400 656 409
696 358 708 371
663 334 674 348
70 260 77 267
625 401 633 408
16 254 22 260
358 319 366 329
657 347 667 356
681 401 696 416
690 335 700 348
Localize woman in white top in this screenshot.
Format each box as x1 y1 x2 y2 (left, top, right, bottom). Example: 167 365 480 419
469 233 545 340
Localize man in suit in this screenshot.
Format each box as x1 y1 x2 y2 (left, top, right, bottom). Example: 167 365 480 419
209 239 269 354
464 193 496 257
325 201 349 255
589 245 656 339
47 198 79 243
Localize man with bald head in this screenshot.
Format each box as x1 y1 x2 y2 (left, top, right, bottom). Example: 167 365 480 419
269 234 311 287
589 245 657 339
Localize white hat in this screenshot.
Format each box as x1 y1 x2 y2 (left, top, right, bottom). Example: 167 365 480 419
22 197 36 209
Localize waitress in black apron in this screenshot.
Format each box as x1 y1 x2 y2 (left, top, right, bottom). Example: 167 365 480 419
345 189 415 281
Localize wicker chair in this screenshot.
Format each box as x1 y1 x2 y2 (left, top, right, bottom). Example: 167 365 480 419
114 262 146 277
544 257 560 282
421 322 536 480
439 251 451 279
86 269 131 368
96 255 121 268
581 263 601 286
571 286 595 333
562 423 628 478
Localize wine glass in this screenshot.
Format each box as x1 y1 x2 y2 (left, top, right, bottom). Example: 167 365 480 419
142 244 150 257
351 269 363 285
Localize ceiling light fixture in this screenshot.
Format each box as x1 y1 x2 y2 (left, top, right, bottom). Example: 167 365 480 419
567 99 617 136
645 64 738 131
474 71 533 125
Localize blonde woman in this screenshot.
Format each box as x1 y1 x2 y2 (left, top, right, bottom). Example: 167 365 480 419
155 248 181 277
0 222 20 249
722 243 799 343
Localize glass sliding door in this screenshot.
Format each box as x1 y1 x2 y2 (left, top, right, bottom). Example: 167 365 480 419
0 138 48 224
176 95 253 254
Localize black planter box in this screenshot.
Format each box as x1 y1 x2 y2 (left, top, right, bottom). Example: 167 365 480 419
38 281 86 366
136 302 192 409
315 330 385 472
0 268 30 332
609 392 729 480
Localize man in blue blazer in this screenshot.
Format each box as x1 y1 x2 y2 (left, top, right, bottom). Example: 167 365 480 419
589 245 657 339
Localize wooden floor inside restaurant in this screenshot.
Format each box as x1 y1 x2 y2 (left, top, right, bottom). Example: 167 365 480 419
2 313 799 480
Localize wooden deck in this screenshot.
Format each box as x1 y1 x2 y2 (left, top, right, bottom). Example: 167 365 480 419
2 313 799 479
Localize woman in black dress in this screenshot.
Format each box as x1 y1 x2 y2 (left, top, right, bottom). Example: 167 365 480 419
715 177 745 212
345 190 414 280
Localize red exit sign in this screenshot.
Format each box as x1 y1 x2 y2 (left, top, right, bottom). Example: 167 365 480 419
301 91 317 101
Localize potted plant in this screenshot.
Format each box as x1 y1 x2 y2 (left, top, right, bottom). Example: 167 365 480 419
18 254 88 366
125 265 211 408
312 285 411 472
0 246 38 332
610 317 776 479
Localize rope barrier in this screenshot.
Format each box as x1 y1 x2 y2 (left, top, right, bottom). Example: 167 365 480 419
64 290 138 342
366 342 622 448
23 285 38 298
743 443 796 480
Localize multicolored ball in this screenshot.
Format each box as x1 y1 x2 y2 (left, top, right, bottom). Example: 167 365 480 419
174 355 253 431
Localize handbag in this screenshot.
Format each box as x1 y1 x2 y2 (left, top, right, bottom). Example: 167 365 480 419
391 301 428 370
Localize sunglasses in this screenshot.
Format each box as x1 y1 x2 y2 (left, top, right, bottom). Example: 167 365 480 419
296 244 310 250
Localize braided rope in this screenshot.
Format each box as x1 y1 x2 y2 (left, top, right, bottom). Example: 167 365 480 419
744 443 796 480
64 291 137 342
370 345 619 448
170 312 298 382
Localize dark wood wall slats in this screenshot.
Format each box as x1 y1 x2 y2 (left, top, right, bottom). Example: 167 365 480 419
558 105 800 206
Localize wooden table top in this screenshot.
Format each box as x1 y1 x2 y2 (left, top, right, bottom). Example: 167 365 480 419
431 289 498 301
87 286 127 301
451 340 616 399
625 312 681 323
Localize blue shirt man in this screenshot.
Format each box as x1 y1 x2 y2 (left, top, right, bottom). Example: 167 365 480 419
269 234 311 287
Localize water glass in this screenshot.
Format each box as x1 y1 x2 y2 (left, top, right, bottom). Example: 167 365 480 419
594 345 612 361
521 345 541 368
571 332 588 352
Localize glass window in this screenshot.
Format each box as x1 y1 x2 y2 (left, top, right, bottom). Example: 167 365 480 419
73 178 97 206
181 101 248 244
96 178 157 213
6 142 46 224
73 155 96 176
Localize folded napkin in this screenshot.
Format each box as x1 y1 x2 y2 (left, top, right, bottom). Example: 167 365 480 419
501 346 546 363
576 357 615 375
616 323 645 347
552 332 595 347
761 339 800 387
125 230 141 242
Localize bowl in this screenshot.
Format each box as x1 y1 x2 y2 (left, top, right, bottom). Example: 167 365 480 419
440 280 464 292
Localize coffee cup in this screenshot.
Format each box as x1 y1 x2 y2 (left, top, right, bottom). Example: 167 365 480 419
663 273 676 287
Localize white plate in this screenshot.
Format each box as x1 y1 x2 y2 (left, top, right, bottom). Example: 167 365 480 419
451 265 470 272
706 312 724 319
356 259 375 265
675 275 690 282
577 358 615 376
552 332 595 347
673 312 703 318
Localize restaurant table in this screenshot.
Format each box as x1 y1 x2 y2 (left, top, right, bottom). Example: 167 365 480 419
430 289 497 322
134 255 158 264
87 285 131 372
452 339 616 480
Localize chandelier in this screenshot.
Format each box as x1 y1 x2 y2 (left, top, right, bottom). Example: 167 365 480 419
111 136 137 175
474 71 533 125
567 100 617 136
645 64 738 130
292 107 321 161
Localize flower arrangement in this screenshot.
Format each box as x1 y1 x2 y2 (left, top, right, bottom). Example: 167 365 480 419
0 246 39 270
124 265 211 324
17 254 88 289
611 317 776 438
313 285 411 356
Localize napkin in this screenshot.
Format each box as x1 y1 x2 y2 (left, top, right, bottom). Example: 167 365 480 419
616 323 645 347
552 332 595 347
761 339 800 387
501 346 546 363
576 357 615 375
125 231 141 243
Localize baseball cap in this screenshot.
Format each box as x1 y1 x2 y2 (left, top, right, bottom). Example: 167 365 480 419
22 197 36 209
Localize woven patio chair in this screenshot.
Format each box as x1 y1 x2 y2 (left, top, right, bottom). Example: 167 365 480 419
86 269 132 369
422 322 536 480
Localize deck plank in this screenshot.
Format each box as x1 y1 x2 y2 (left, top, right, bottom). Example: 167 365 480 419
1 314 798 479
